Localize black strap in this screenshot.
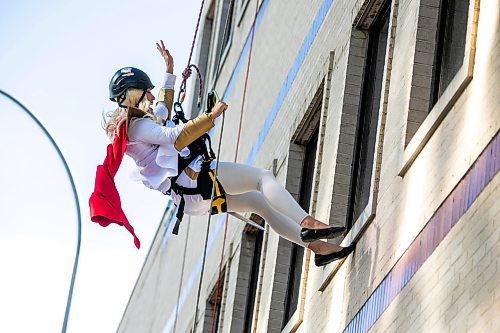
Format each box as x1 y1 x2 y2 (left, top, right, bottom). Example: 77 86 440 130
135 90 147 108
170 182 200 235
168 96 218 235
172 196 185 235
170 183 201 196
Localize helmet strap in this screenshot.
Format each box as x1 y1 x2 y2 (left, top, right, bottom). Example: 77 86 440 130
117 93 127 108
135 90 147 108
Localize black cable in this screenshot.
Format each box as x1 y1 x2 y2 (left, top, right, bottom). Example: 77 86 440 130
192 0 234 329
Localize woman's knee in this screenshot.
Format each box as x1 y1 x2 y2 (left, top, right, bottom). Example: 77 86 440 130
226 192 266 214
257 168 274 190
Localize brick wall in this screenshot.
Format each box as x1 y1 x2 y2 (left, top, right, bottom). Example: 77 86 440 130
119 0 500 332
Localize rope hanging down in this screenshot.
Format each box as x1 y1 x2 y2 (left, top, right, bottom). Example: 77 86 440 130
177 0 206 107
191 0 240 331
172 0 258 331
209 0 260 331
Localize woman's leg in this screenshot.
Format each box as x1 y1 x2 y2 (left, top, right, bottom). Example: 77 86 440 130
225 192 343 254
218 162 307 223
217 162 333 229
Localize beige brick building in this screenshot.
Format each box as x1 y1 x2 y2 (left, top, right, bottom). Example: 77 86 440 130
118 0 499 332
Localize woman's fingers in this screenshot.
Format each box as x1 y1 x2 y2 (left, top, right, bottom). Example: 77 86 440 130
156 43 164 54
156 40 174 73
156 40 169 55
218 101 228 110
209 101 228 119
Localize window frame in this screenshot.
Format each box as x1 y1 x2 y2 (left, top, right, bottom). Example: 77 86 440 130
346 0 391 231
210 0 236 87
191 2 216 117
318 0 397 290
236 0 251 26
282 127 319 328
399 0 479 176
202 267 227 333
279 55 334 333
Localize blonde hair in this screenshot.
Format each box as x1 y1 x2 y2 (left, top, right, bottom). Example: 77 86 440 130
103 88 162 140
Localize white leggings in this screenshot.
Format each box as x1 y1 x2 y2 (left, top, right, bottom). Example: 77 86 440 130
216 162 309 247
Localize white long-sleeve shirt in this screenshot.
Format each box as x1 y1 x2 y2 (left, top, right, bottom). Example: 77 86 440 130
125 73 215 215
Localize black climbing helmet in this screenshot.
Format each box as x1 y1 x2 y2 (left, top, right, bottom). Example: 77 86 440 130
109 67 154 103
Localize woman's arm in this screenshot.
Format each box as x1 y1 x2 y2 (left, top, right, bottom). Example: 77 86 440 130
154 73 176 120
172 101 228 149
128 118 184 146
154 40 175 120
128 113 215 149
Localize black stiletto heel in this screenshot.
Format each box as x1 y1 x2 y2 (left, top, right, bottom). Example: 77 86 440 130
300 225 346 242
314 243 356 267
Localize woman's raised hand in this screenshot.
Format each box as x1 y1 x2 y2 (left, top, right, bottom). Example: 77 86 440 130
210 101 228 120
156 40 174 74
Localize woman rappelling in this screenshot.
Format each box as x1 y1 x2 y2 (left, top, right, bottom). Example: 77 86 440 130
89 40 355 267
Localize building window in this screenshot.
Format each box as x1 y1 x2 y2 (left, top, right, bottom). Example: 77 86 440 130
404 0 472 145
243 220 264 333
203 269 225 333
191 4 215 116
400 0 478 174
282 127 319 328
430 0 470 108
347 0 391 229
230 214 264 333
213 0 235 78
265 83 324 331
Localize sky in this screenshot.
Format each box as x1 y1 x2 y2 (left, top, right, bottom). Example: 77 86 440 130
0 1 199 332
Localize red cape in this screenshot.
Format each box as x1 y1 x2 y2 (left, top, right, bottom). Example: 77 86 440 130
89 124 140 249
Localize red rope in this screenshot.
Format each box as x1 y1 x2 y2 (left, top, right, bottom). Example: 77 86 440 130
210 0 260 331
179 0 206 105
186 0 205 69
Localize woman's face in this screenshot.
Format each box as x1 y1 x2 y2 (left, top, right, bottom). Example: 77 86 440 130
145 89 155 111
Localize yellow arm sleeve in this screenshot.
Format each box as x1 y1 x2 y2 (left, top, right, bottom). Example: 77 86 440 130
174 113 214 151
157 88 175 113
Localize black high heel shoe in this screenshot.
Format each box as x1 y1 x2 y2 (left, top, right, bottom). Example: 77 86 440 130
314 243 356 267
300 225 346 242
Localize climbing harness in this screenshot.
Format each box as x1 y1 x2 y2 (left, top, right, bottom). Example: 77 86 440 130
167 92 228 235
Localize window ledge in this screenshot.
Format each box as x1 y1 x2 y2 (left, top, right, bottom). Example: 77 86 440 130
280 310 302 333
399 69 473 177
319 201 375 291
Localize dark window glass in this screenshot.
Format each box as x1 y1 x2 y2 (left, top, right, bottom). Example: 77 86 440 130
221 0 235 50
203 271 225 333
430 0 470 108
213 0 235 77
243 228 263 333
348 0 391 229
282 128 319 327
193 5 215 116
